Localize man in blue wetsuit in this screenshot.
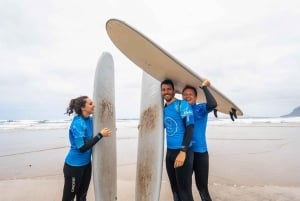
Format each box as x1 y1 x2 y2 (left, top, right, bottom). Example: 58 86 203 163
182 80 217 201
161 79 195 201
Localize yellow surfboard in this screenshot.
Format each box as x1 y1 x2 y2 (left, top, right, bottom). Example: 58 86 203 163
106 19 243 119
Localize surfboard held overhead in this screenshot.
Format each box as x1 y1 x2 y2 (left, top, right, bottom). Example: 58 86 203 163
106 18 243 118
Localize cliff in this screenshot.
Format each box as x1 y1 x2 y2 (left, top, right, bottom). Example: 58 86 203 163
281 106 300 117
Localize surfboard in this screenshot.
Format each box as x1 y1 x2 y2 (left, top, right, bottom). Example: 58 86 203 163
106 18 243 119
136 72 164 201
92 52 117 201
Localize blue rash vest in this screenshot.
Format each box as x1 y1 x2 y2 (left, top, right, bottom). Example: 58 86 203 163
163 99 194 149
65 115 93 166
190 103 212 153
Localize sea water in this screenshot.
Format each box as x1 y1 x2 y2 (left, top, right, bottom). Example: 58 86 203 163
1 116 300 131
0 117 300 184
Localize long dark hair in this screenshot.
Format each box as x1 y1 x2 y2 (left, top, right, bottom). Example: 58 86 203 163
65 96 88 116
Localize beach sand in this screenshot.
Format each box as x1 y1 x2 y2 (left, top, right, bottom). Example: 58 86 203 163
1 123 300 201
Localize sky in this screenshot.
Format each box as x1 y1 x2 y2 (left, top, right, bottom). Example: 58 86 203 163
0 0 299 120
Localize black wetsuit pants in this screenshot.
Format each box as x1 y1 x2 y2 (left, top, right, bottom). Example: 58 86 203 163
166 148 194 201
193 151 212 201
62 162 92 201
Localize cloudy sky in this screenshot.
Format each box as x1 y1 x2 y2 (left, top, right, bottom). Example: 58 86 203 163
1 0 299 120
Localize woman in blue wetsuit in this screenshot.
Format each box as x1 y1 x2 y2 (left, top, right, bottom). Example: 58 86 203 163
182 80 217 201
62 96 112 201
161 79 195 201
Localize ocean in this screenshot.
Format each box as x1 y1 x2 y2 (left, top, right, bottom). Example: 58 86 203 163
1 116 300 131
0 117 300 185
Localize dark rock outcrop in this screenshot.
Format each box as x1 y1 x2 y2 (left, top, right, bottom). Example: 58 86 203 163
281 106 300 117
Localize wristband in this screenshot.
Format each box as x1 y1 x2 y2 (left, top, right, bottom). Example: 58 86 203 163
180 146 189 152
97 133 103 139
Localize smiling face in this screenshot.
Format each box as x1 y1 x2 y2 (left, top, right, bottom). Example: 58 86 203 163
81 98 95 117
182 88 197 105
161 83 175 103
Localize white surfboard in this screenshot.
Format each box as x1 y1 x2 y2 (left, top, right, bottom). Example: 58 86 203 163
135 72 164 201
106 18 243 120
92 52 117 201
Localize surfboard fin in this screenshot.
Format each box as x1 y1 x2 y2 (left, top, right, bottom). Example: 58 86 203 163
232 108 237 118
213 109 218 118
229 108 237 121
229 112 234 121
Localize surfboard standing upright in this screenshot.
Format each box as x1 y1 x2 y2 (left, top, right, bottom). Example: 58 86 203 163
106 19 243 119
92 52 117 201
136 72 164 201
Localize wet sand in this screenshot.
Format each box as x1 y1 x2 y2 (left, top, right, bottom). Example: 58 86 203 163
1 123 300 201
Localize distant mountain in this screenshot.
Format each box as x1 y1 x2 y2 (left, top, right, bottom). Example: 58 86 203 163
281 106 300 117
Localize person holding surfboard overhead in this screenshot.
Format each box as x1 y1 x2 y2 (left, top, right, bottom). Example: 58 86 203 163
62 96 112 201
161 79 195 201
182 80 217 201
